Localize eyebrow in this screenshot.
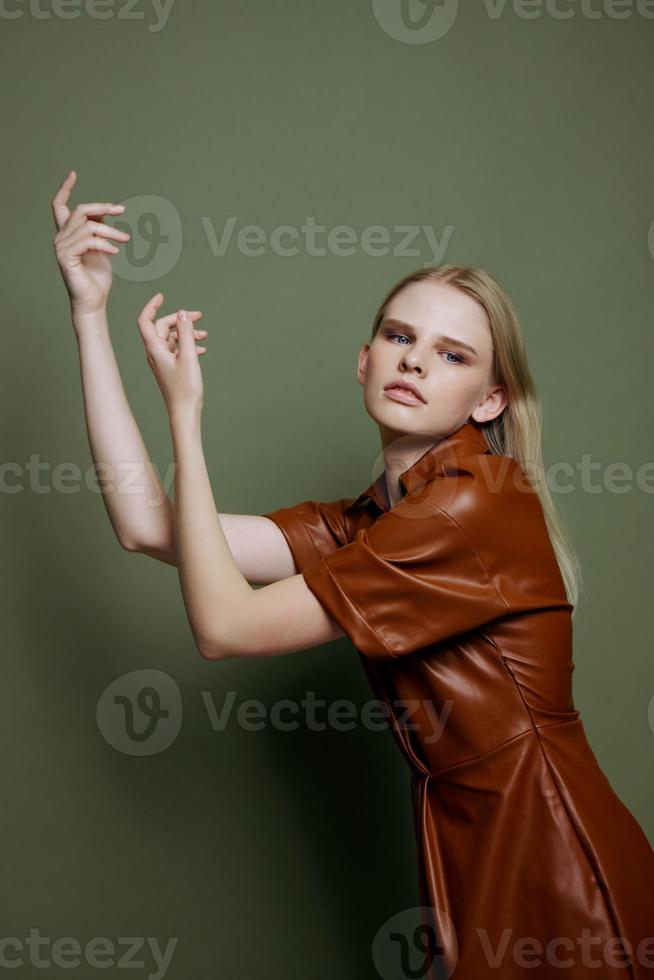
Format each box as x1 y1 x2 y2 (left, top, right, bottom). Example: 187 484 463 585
381 317 479 357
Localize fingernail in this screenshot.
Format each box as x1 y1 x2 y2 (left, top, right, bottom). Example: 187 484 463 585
179 310 188 320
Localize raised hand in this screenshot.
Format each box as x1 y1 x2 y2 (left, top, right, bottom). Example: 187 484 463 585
51 170 131 317
137 293 208 416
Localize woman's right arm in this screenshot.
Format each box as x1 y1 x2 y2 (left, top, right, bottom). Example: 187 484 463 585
51 171 297 581
73 306 178 558
73 312 300 578
72 316 297 578
51 170 206 561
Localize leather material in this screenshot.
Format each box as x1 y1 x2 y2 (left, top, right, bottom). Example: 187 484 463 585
263 419 654 978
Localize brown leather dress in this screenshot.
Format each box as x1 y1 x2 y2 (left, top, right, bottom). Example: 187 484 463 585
263 419 654 979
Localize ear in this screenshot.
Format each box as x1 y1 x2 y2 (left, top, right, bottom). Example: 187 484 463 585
356 344 370 385
471 385 508 424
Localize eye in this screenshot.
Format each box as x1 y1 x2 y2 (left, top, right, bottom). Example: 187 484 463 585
384 331 465 363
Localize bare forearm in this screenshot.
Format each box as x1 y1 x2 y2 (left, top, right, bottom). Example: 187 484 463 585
73 307 174 551
170 408 251 657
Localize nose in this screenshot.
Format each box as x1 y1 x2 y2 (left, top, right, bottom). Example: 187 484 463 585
399 347 425 375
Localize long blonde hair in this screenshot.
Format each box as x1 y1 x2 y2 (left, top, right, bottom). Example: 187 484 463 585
369 263 584 610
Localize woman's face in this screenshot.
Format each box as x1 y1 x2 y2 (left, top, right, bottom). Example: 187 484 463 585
357 280 507 446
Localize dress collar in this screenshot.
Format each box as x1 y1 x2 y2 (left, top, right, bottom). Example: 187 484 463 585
344 420 491 515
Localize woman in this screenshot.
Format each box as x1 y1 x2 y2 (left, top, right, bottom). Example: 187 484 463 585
52 170 654 979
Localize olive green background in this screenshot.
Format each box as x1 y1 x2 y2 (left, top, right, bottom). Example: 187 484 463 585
2 0 653 976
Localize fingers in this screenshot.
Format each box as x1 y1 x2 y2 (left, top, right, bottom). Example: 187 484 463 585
170 328 207 340
175 346 207 358
139 296 209 358
156 310 203 330
137 292 165 346
175 310 197 358
51 169 76 230
52 190 129 262
170 325 206 336
155 309 202 342
79 219 130 243
165 327 207 353
76 235 123 255
55 231 122 261
51 168 127 235
59 220 130 249
64 201 126 235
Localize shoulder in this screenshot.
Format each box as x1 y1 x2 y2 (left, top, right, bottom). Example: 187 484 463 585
414 452 566 604
418 452 538 524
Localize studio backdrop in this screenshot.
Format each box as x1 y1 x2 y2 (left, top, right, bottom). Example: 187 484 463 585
2 1 653 977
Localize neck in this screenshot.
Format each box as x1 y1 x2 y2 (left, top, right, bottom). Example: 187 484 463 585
379 429 444 509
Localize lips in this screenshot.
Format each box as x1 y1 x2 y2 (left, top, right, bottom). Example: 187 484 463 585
383 381 426 404
384 385 425 406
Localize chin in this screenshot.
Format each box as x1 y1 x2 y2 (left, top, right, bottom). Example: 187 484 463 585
363 393 398 427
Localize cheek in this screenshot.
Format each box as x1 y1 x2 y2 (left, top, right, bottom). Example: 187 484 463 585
423 370 485 406
363 348 387 380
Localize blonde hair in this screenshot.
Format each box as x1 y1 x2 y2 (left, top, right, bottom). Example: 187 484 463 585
369 263 584 610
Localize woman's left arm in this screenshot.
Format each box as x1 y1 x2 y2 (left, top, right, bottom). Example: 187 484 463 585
140 298 344 661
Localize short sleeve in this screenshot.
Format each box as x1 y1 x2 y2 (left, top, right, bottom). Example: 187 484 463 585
300 502 510 660
262 498 354 573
